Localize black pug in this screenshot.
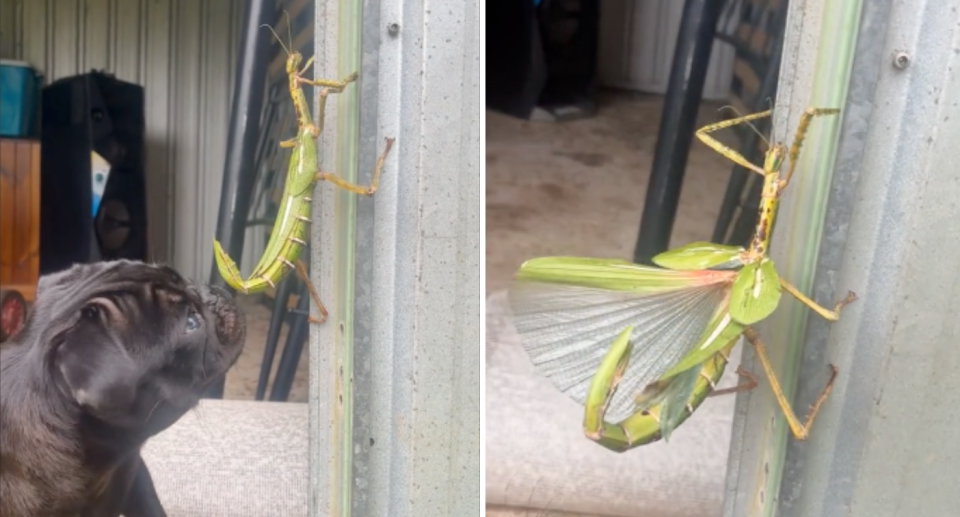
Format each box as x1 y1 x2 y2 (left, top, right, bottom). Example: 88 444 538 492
0 260 246 517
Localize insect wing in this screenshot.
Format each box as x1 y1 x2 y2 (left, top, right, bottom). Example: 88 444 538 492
652 241 746 270
660 308 744 378
508 257 734 423
729 258 782 325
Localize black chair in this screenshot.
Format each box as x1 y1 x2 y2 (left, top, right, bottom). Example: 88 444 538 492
255 255 312 402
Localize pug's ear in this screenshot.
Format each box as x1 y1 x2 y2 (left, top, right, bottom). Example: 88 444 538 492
55 316 140 422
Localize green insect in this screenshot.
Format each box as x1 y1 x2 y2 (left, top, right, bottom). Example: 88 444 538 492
213 19 394 323
508 108 857 452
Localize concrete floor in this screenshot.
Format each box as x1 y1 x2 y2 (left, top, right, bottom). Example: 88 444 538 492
486 90 735 517
487 90 735 295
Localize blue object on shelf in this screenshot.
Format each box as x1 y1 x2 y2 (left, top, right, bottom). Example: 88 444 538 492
0 60 40 138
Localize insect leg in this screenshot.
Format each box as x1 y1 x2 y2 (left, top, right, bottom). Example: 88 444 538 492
779 279 857 321
296 70 359 91
293 259 329 324
315 137 395 196
743 327 838 440
311 87 331 138
695 110 772 176
306 73 359 138
781 107 841 188
709 366 758 397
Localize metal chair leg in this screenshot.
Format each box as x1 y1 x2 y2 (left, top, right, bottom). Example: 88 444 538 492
268 279 311 402
255 272 297 400
632 0 726 265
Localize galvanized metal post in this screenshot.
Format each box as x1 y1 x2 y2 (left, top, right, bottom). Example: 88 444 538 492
206 0 272 399
310 0 480 516
724 0 960 516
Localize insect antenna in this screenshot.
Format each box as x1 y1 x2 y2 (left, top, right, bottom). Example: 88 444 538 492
260 22 291 56
764 97 776 144
718 104 770 148
285 9 294 54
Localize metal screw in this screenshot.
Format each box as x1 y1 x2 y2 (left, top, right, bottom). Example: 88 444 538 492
387 23 400 36
893 52 911 69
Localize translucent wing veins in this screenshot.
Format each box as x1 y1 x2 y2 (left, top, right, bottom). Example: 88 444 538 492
509 263 733 423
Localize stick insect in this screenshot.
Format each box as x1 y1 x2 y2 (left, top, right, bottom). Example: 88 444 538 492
213 18 395 323
508 108 856 452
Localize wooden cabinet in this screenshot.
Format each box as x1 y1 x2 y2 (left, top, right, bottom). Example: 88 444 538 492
0 138 40 301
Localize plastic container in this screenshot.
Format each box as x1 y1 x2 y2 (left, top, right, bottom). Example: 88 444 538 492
0 60 40 138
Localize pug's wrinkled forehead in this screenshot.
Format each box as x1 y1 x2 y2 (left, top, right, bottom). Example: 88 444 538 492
38 260 188 297
37 260 187 295
31 261 195 338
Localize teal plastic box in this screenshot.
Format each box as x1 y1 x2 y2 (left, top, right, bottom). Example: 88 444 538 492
0 60 40 138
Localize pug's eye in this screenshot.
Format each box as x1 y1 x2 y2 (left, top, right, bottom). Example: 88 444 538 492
185 308 201 333
81 305 99 320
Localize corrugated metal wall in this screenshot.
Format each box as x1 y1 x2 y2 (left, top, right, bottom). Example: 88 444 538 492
0 0 15 57
0 0 245 281
308 0 480 514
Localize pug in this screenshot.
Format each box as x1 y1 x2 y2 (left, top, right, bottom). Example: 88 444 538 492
0 260 246 517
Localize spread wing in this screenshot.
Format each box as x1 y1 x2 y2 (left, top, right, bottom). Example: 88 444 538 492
508 257 734 423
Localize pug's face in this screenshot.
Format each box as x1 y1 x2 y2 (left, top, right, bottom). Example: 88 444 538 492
22 260 246 435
